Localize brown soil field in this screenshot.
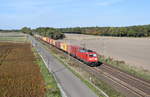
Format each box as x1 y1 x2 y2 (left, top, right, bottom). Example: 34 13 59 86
0 42 45 97
0 32 26 37
59 34 150 71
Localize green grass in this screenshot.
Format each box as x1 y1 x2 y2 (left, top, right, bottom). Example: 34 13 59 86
99 56 150 81
33 48 61 97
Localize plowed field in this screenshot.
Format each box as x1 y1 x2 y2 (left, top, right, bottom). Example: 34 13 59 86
0 42 45 97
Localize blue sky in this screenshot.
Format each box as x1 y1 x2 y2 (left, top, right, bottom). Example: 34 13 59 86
0 0 150 29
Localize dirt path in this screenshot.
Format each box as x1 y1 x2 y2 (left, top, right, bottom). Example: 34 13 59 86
58 34 150 71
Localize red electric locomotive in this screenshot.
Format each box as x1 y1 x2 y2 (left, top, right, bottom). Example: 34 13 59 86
76 48 98 66
66 45 98 66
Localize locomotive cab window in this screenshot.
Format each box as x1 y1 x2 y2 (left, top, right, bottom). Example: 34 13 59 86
79 49 86 52
89 54 97 57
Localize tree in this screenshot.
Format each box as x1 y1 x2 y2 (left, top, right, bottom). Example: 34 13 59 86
21 27 32 35
34 27 65 39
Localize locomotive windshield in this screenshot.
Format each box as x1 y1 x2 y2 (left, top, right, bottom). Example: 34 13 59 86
89 54 97 57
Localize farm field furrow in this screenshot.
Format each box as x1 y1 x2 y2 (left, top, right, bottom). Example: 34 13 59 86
0 42 45 97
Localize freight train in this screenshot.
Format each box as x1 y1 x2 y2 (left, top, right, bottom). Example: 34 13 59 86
35 35 99 66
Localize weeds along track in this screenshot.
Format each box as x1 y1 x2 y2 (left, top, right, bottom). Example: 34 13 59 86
38 39 150 97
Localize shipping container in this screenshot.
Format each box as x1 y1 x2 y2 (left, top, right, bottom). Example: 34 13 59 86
55 41 61 48
42 37 47 42
47 38 51 44
60 42 68 52
52 40 56 46
49 39 52 44
67 45 71 54
46 37 49 43
69 45 80 56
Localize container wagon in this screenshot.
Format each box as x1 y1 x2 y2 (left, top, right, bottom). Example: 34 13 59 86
35 35 99 66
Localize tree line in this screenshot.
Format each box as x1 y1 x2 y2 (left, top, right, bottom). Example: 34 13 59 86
33 27 65 39
0 27 65 40
58 24 150 37
1 24 150 38
0 29 20 33
20 27 65 39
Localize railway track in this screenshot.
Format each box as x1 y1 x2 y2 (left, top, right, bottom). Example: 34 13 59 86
98 64 150 95
94 66 150 97
37 38 150 97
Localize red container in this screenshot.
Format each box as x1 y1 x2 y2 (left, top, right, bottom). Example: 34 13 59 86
48 38 51 44
49 39 52 45
55 41 61 48
69 45 80 56
67 45 71 54
55 42 58 48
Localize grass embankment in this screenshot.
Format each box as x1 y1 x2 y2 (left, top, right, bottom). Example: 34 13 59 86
39 40 124 97
99 56 150 81
33 48 61 97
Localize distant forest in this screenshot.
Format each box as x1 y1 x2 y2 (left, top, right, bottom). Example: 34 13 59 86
0 29 20 32
1 24 150 38
59 24 150 37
